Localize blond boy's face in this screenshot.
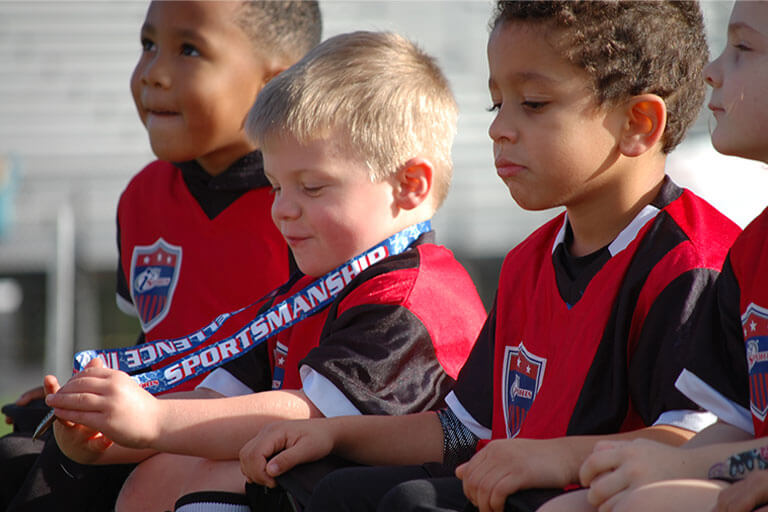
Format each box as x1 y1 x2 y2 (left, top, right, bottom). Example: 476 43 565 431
130 1 267 174
263 135 400 277
705 1 768 164
487 22 626 211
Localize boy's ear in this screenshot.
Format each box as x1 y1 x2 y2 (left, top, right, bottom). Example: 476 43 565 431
394 157 433 211
619 94 667 157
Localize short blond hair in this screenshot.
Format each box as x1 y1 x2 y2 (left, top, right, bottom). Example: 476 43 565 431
247 31 458 209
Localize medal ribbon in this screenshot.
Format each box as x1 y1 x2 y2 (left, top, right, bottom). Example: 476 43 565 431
72 221 431 394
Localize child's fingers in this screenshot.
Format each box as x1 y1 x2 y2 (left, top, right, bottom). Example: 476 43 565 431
264 437 326 478
587 471 628 509
579 448 620 487
16 386 45 405
42 375 60 396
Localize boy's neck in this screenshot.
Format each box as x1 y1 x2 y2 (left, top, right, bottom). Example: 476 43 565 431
196 144 259 177
566 164 666 258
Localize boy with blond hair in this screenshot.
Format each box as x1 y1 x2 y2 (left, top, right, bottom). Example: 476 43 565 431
237 2 744 511
44 30 487 512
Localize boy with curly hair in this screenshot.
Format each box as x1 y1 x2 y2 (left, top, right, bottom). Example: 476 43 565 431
237 2 742 511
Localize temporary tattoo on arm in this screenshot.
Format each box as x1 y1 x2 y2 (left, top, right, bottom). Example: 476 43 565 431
708 445 768 482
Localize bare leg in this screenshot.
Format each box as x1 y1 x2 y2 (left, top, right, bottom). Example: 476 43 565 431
536 489 595 512
613 479 728 512
116 453 203 512
177 458 245 495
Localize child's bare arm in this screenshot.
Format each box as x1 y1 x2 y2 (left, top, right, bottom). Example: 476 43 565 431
45 362 328 460
454 424 691 512
239 411 443 487
580 423 759 510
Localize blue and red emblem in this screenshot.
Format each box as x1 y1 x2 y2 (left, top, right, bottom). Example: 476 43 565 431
742 303 768 422
502 343 546 438
130 238 182 332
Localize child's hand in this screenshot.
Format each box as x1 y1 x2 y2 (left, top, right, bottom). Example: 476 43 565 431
239 419 335 488
455 438 574 512
42 371 112 463
3 385 45 424
713 470 768 512
45 358 161 449
579 439 690 511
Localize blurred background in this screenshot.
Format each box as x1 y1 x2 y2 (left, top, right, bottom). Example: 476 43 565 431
0 1 766 414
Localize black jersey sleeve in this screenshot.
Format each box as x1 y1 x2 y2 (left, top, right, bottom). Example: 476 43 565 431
217 340 272 393
300 303 455 416
450 298 497 432
682 257 750 408
629 267 732 424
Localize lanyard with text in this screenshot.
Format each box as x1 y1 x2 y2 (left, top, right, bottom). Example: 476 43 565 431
73 221 432 395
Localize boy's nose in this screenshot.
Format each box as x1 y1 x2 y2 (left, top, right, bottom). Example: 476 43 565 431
488 110 519 144
140 54 171 89
703 59 722 88
272 193 301 221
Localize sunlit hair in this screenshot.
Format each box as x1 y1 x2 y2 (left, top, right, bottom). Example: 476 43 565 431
236 1 322 64
491 1 708 154
247 31 458 209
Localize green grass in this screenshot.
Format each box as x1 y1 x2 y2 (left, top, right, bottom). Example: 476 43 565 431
0 395 15 436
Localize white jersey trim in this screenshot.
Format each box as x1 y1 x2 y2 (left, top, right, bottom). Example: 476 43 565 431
446 390 492 440
300 366 361 417
116 293 137 317
608 204 660 256
197 368 253 397
551 205 659 256
675 369 754 434
652 409 717 432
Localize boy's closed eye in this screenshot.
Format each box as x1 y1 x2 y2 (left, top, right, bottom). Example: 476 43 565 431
301 184 325 196
521 100 548 111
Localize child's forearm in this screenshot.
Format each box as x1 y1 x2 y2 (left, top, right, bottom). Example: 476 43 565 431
149 389 322 459
328 411 444 466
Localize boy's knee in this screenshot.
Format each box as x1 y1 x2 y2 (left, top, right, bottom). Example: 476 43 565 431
308 468 368 512
378 479 442 512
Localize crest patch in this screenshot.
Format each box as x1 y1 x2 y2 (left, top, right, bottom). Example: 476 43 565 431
130 238 182 332
743 303 768 422
502 342 546 438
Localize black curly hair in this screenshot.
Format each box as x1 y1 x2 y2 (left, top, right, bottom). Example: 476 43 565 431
491 1 708 154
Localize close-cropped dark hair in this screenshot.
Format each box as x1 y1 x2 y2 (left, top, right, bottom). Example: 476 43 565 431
491 1 707 154
237 1 322 64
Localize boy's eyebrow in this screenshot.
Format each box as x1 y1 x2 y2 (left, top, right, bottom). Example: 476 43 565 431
729 21 766 40
140 22 155 36
488 71 559 90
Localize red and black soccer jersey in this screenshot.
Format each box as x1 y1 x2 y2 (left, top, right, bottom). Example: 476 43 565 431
116 152 291 391
677 207 768 437
215 233 487 416
447 178 740 441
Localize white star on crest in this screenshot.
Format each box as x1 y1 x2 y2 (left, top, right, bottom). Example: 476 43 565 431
752 321 758 332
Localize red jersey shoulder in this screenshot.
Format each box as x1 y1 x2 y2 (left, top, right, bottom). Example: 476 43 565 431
498 213 564 289
336 243 486 378
663 188 740 269
119 160 177 203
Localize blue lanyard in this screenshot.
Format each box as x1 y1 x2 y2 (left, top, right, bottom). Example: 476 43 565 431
73 221 432 394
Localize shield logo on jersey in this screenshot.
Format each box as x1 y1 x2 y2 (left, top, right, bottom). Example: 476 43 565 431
742 303 768 422
130 238 182 332
502 343 546 438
